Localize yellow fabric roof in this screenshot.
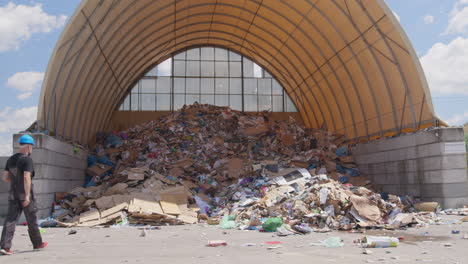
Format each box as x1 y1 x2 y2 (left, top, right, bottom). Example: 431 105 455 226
38 0 440 145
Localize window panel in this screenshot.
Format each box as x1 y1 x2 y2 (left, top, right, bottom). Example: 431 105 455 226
272 79 283 95
119 46 295 113
215 78 229 94
244 95 258 111
131 84 139 94
201 94 215 105
201 78 214 94
157 58 172 76
201 61 214 77
186 94 200 105
120 96 130 110
174 51 186 60
258 79 271 95
215 48 228 61
186 78 200 93
186 61 200 77
141 79 155 93
174 78 185 93
243 59 254 77
157 77 171 93
201 47 214 60
215 95 229 106
145 67 158 77
229 61 242 77
272 95 283 112
229 78 242 94
131 94 139 110
229 51 241 61
253 63 263 78
258 95 272 111
230 95 242 110
286 95 297 112
186 48 200 60
141 94 156 111
244 78 257 94
215 61 228 77
156 94 170 110
174 94 185 110
173 60 186 76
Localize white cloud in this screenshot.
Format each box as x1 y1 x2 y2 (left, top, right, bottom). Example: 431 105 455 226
420 37 468 95
392 10 401 22
0 106 37 133
446 111 468 126
0 135 13 156
17 92 33 100
445 0 468 35
0 106 38 156
424 14 435 24
0 2 67 52
6 71 44 99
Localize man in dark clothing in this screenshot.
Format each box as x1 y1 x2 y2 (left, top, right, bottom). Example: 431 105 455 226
1 135 47 255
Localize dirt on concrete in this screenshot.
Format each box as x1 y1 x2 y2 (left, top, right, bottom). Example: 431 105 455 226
1 216 467 264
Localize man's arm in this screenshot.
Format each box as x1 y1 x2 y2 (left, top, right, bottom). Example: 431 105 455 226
22 171 32 207
2 170 10 183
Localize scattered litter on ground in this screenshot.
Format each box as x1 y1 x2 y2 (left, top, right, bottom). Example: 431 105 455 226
207 240 227 247
49 104 460 235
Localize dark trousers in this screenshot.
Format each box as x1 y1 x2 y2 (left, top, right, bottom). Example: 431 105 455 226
0 199 43 249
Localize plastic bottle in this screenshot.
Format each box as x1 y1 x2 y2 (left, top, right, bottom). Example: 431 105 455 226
363 236 399 248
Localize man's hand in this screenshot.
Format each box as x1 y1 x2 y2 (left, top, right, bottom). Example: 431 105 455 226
22 197 30 208
2 171 10 183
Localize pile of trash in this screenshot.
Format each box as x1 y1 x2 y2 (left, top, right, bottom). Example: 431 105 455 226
53 104 437 230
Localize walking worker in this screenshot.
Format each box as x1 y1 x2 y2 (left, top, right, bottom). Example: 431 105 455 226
0 135 47 255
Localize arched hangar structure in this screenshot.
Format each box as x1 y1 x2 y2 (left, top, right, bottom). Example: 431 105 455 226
38 0 442 146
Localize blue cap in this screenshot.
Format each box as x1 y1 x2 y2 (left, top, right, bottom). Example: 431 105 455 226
19 135 35 146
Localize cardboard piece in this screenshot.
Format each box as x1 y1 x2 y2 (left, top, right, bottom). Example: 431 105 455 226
128 197 164 215
228 158 244 178
103 183 128 196
95 196 114 210
100 203 128 219
350 195 382 222
281 134 295 147
79 210 101 223
414 202 439 212
128 168 146 180
169 167 184 178
242 125 268 137
86 164 113 177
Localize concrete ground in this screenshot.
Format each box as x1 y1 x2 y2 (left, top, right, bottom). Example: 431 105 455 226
0 216 467 264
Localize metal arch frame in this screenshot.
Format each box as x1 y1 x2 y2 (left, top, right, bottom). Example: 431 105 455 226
75 2 341 140
53 0 173 138
331 0 385 137
39 0 433 145
43 2 104 132
355 0 417 131
55 1 342 142
277 0 363 138
81 33 316 144
62 9 336 142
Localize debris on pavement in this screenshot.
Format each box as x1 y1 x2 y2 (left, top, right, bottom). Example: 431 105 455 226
207 240 227 247
50 104 451 233
358 236 399 248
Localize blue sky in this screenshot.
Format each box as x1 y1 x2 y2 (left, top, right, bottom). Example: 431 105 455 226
0 0 467 155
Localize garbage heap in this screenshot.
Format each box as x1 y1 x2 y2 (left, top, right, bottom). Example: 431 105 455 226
54 104 434 230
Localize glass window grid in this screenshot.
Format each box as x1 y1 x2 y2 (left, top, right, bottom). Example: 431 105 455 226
121 47 297 112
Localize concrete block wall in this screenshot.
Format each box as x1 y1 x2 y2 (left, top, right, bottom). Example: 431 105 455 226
352 127 468 209
0 134 87 219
